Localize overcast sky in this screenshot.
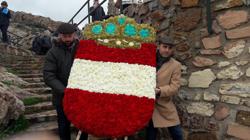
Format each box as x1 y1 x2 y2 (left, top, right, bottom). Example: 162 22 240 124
7 0 109 27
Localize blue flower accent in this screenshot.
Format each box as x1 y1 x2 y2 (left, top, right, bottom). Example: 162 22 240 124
92 24 102 34
105 23 116 35
139 29 150 38
118 17 126 25
124 24 137 37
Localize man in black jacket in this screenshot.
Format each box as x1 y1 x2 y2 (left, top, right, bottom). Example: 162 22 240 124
89 0 106 22
43 23 88 140
0 1 11 43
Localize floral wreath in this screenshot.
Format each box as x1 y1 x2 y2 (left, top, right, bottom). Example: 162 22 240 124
63 15 157 138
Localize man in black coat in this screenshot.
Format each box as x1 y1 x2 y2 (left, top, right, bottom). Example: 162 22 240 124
0 1 11 43
43 23 88 140
89 0 106 22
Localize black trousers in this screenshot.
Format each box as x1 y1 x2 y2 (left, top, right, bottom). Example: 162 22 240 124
0 24 9 43
56 105 88 140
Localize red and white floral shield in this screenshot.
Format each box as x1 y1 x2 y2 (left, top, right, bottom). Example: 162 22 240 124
63 15 156 138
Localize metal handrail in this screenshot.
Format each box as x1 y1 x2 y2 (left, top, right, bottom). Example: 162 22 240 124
68 0 108 26
7 31 23 39
68 0 90 24
77 0 108 26
7 31 24 47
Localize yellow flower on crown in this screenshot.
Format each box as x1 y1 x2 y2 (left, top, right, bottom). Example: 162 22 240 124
83 15 156 48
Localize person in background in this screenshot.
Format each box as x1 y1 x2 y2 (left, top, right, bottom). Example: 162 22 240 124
73 23 83 40
146 36 183 140
114 0 137 12
89 0 106 22
0 1 11 44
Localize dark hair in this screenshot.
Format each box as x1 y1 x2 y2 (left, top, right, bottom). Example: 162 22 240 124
57 23 76 34
1 1 8 6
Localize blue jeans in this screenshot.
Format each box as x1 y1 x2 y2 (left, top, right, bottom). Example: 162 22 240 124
56 105 88 140
146 120 183 140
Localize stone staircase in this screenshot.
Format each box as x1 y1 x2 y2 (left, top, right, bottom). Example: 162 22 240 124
19 60 57 131
1 53 59 133
0 45 108 140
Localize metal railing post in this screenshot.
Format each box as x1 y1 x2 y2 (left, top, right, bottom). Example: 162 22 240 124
120 0 123 14
68 0 90 23
88 1 90 23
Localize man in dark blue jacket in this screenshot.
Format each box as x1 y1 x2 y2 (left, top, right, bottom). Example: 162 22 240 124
0 1 11 43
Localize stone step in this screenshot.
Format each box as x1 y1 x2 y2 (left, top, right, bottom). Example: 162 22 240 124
25 110 57 123
22 82 47 88
33 94 52 102
17 73 43 78
24 87 51 94
15 58 34 61
3 46 33 56
22 77 44 83
0 47 32 57
26 121 58 132
25 102 54 114
15 56 44 61
22 94 52 106
6 64 43 68
16 70 42 74
12 67 42 71
6 58 37 63
26 121 77 133
5 59 44 65
1 49 31 56
0 63 21 68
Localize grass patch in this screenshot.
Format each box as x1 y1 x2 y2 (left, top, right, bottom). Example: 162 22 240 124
2 81 13 86
0 116 29 139
6 68 19 75
2 80 23 89
22 97 43 106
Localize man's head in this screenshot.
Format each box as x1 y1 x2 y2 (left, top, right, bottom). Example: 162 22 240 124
1 1 8 7
57 23 76 46
94 0 99 5
158 36 175 58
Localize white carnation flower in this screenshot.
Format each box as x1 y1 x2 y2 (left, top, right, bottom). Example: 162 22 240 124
104 39 109 43
116 40 121 45
129 42 134 47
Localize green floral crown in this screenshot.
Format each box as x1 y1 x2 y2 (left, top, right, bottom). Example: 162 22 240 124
83 15 156 48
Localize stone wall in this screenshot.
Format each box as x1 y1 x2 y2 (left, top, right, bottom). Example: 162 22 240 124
5 11 60 49
109 0 250 139
108 0 120 15
0 58 28 131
